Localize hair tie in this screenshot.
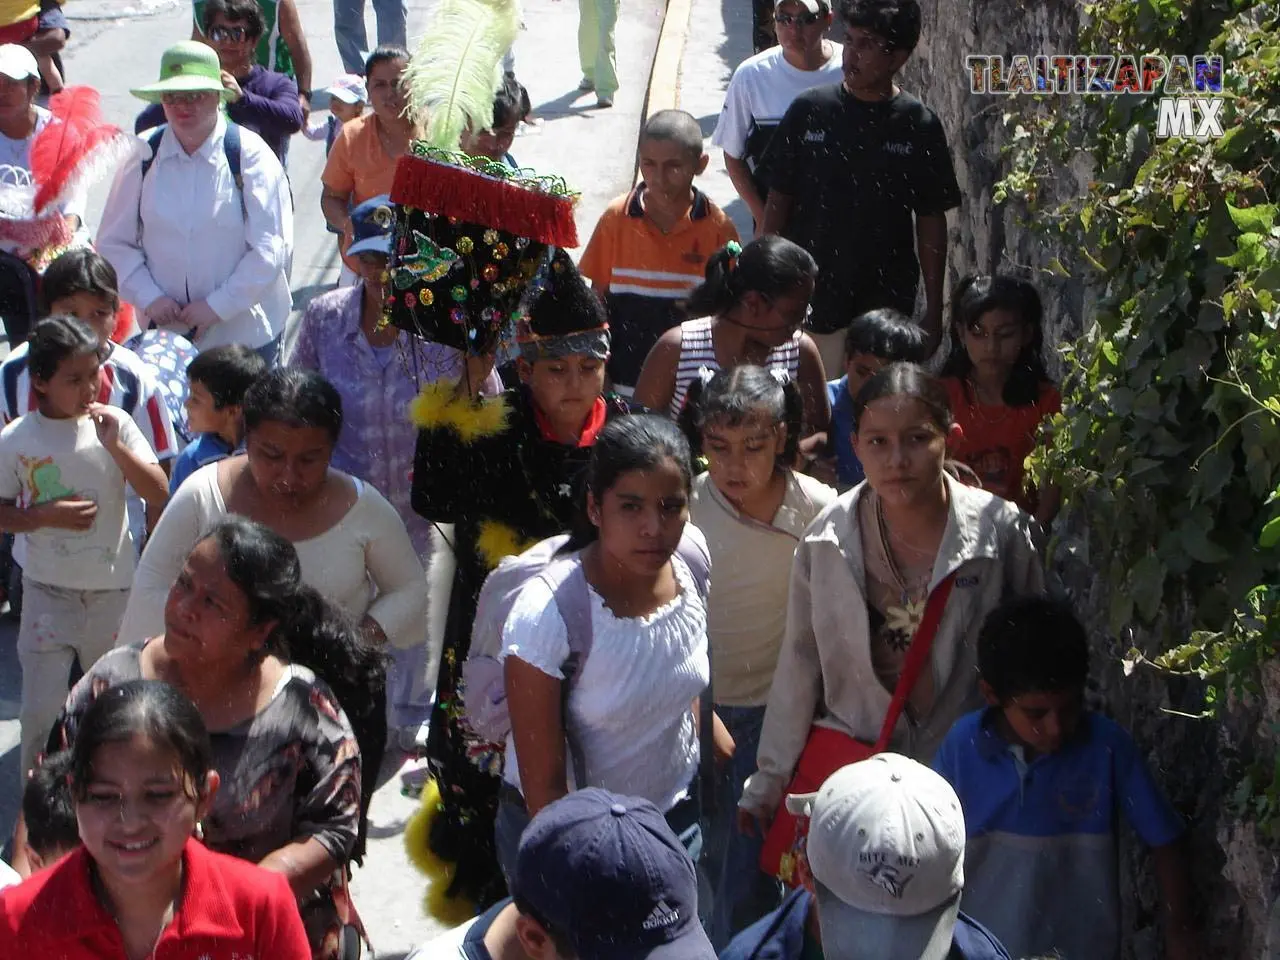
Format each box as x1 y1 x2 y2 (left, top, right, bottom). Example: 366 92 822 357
696 365 717 388
724 239 742 270
770 368 792 387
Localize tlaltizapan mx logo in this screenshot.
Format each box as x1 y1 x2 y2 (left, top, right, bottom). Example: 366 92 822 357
965 54 1226 141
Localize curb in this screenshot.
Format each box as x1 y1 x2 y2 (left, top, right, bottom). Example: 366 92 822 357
634 0 695 182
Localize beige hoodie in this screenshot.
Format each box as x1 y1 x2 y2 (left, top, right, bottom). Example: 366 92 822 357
740 474 1046 817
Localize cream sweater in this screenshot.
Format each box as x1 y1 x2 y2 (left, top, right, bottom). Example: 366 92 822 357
117 462 428 650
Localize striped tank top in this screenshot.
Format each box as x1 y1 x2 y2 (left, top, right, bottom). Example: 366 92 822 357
668 316 803 418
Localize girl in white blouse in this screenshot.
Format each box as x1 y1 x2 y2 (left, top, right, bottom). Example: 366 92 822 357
496 415 716 879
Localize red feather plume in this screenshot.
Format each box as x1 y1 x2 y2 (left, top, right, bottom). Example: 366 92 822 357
30 86 131 216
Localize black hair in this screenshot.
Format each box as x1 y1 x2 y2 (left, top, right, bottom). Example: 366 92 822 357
201 0 267 38
685 364 802 465
939 274 1051 408
199 516 387 860
492 72 531 129
27 315 103 383
23 749 78 860
511 896 578 958
187 344 268 410
242 368 343 444
561 415 693 552
843 308 929 364
978 596 1090 701
365 44 410 77
837 0 921 52
70 680 214 804
39 248 120 317
684 235 817 320
640 109 704 160
850 361 952 434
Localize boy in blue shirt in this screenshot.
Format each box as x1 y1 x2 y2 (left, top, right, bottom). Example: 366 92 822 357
805 307 926 488
169 344 267 493
933 597 1199 960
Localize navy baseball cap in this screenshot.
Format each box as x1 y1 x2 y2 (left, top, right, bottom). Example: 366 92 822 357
346 193 394 257
513 789 715 960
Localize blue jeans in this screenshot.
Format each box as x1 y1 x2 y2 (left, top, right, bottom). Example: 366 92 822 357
706 705 782 949
333 0 408 75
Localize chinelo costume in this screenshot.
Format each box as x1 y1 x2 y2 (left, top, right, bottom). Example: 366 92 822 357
377 0 632 923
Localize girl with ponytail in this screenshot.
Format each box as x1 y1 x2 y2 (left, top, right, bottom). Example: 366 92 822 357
685 365 837 945
20 516 380 960
633 236 830 436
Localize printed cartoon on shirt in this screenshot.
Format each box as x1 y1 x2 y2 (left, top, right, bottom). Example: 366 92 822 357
20 454 102 551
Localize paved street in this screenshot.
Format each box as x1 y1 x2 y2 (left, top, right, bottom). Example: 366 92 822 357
0 0 754 954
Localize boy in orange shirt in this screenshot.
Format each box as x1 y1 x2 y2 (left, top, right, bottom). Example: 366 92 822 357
579 109 739 395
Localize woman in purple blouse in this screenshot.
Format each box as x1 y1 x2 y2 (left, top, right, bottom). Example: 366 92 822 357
284 193 502 748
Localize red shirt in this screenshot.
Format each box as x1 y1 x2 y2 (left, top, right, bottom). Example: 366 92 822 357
944 378 1061 512
0 838 311 959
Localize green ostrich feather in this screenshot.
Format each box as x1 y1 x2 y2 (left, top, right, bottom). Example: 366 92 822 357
405 0 522 151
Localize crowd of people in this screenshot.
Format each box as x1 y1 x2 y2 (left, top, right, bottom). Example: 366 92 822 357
0 0 1205 958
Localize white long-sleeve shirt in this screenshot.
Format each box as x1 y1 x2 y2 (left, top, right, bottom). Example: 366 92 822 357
97 115 294 350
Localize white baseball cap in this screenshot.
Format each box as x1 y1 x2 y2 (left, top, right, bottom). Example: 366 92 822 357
784 754 966 960
774 0 830 14
326 74 368 104
0 44 38 82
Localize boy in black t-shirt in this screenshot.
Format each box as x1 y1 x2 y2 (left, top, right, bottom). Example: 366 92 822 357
758 0 960 370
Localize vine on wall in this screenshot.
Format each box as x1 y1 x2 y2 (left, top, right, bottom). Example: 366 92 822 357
995 0 1280 819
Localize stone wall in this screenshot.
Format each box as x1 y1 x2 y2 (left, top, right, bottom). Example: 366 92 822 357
898 0 1280 955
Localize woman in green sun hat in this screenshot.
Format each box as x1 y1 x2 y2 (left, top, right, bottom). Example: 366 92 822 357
97 40 293 364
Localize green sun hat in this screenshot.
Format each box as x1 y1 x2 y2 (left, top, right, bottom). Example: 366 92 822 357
131 41 230 104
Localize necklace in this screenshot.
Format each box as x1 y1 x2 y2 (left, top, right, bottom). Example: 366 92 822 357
875 495 935 634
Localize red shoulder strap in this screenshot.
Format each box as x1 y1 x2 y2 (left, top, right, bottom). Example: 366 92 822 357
873 572 957 752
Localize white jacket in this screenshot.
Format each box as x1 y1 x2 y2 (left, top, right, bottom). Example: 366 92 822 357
741 474 1046 817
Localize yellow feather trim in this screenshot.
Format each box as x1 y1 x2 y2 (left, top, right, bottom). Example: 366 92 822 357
408 382 511 442
476 519 538 570
403 777 479 925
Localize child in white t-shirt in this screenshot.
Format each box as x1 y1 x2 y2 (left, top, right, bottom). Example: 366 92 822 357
685 364 836 947
0 317 169 780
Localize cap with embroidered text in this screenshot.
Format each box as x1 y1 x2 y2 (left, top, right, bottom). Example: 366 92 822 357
512 789 715 960
0 44 38 82
784 753 966 960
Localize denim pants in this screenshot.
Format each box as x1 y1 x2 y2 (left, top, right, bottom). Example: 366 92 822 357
706 705 782 949
333 0 408 75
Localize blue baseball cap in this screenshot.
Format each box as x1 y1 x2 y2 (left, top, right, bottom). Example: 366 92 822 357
513 789 715 960
347 194 394 257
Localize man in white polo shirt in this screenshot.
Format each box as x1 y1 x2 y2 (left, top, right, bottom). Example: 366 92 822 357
712 0 842 230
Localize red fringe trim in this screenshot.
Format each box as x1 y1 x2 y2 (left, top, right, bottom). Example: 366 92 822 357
0 214 72 250
391 155 579 248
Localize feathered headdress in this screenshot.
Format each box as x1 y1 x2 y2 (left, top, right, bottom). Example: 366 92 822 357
0 86 132 270
403 0 521 151
30 87 133 216
387 0 583 355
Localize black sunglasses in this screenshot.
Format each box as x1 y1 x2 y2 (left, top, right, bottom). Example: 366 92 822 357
208 25 250 42
774 11 823 26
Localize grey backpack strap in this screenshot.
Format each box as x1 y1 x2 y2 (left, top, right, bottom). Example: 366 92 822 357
540 556 594 790
675 526 716 818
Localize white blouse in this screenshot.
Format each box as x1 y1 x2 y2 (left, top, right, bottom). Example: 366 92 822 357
499 551 710 812
116 461 428 650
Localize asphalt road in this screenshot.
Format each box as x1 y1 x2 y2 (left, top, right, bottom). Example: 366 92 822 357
0 0 672 955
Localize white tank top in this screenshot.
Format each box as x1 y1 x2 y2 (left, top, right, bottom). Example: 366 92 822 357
668 316 803 418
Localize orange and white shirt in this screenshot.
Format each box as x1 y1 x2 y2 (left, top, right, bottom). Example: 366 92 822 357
579 184 738 389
